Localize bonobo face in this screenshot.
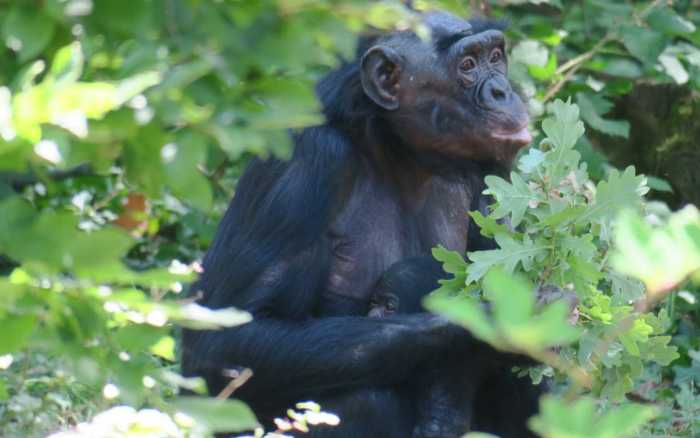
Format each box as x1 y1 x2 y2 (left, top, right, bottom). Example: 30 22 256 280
368 290 399 318
360 12 531 164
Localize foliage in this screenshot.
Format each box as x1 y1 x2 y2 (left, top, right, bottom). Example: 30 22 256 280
500 0 700 182
0 0 431 435
0 0 698 437
426 100 700 436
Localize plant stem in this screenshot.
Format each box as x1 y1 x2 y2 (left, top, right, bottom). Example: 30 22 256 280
544 35 613 102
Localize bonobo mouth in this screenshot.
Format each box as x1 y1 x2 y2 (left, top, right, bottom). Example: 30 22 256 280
490 125 532 148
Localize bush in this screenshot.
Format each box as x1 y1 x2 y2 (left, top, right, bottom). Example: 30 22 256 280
0 1 699 437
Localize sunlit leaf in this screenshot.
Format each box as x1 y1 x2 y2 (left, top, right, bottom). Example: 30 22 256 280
529 395 656 438
172 397 259 433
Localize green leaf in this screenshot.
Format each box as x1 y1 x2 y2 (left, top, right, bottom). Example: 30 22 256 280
647 7 697 36
92 0 154 35
539 206 587 229
529 395 656 438
602 58 643 78
485 271 579 349
528 52 557 81
153 59 214 94
541 100 585 184
246 77 323 130
524 301 581 347
517 148 546 174
578 166 647 225
170 303 253 330
0 315 37 354
123 124 169 196
620 26 667 64
172 397 259 433
542 99 586 150
423 292 501 348
608 271 645 303
163 132 213 211
611 206 700 293
646 176 673 193
659 52 689 84
447 270 580 351
641 336 679 366
484 172 534 227
576 93 630 138
0 194 133 276
114 325 166 351
619 318 653 356
150 336 176 362
49 42 84 83
511 40 549 67
468 211 511 238
432 245 467 275
674 351 700 385
484 269 534 330
2 7 56 63
467 234 548 283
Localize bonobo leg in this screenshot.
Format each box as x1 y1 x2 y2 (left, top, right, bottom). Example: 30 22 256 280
412 366 480 438
472 366 543 438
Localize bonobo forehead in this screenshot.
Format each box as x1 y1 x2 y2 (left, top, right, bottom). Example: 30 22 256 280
379 11 505 62
423 11 473 45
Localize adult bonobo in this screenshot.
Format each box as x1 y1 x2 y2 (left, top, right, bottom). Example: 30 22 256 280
182 10 537 438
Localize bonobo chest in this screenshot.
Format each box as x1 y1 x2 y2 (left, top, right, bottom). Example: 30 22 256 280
322 174 471 313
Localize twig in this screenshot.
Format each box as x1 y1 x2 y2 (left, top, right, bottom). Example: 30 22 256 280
543 35 613 102
544 0 662 103
216 368 254 400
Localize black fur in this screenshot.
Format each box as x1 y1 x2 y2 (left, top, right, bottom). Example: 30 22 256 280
181 15 540 438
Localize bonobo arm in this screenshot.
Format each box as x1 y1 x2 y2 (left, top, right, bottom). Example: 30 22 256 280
182 313 452 404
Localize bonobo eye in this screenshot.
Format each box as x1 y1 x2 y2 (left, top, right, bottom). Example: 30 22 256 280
460 56 477 72
490 47 504 64
490 48 503 64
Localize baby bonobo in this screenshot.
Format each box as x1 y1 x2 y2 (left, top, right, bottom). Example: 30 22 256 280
368 256 480 438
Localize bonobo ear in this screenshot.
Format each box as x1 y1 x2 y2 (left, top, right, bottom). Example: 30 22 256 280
360 46 402 111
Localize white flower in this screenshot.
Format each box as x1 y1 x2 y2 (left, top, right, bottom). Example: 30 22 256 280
102 383 120 400
0 354 13 370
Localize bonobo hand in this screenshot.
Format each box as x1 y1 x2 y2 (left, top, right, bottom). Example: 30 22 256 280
401 313 479 354
397 313 469 350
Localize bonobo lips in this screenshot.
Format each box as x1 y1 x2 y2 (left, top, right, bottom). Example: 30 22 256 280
491 125 532 148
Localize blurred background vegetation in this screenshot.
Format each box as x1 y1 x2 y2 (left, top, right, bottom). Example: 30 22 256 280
0 0 699 437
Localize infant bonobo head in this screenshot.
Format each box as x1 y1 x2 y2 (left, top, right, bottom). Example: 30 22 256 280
368 256 445 318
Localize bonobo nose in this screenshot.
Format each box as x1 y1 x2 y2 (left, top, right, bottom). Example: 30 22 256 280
480 77 511 108
490 83 506 100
